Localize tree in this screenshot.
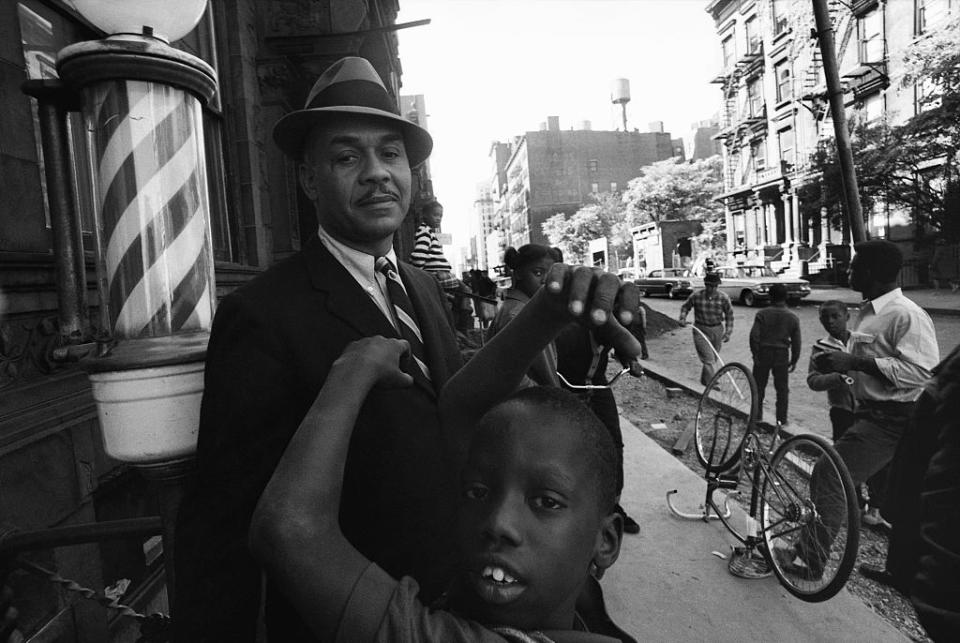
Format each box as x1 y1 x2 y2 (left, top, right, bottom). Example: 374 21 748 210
622 155 726 253
621 156 725 225
541 201 607 265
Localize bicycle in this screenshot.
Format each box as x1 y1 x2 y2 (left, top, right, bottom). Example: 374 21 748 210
666 361 860 602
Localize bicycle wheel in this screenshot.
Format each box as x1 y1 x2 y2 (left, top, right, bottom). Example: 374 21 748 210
760 434 860 602
693 362 758 473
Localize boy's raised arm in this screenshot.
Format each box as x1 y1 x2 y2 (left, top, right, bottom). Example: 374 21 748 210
440 264 642 468
249 337 412 642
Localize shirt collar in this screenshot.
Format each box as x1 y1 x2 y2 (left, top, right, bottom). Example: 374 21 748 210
316 225 397 279
866 288 902 314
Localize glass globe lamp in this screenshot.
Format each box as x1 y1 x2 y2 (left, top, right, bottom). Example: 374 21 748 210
65 0 207 42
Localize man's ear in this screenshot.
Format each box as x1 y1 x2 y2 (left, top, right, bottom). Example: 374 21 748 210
299 162 319 201
593 510 624 578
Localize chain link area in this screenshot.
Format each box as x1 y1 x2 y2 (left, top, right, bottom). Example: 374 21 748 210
16 558 170 642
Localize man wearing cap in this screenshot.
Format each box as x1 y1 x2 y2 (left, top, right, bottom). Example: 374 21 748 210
678 270 734 386
173 57 642 642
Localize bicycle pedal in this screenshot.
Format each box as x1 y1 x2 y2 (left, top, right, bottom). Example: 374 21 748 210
717 475 739 489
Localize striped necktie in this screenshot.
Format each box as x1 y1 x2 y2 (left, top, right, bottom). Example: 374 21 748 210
375 257 432 384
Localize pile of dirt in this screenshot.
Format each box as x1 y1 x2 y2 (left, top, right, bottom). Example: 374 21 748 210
643 302 681 339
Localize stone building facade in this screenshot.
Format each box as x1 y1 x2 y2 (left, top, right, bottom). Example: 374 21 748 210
0 1 427 640
706 0 955 284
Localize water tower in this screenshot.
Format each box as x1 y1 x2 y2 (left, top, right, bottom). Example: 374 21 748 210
611 78 631 131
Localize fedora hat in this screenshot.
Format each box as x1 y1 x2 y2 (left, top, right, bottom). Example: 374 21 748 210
704 271 722 285
273 57 433 166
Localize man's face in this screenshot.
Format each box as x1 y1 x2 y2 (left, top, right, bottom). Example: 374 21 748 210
298 115 412 255
455 404 613 631
819 306 849 340
847 255 868 293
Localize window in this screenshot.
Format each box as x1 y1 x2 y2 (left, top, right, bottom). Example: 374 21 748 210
778 127 795 169
915 0 952 34
721 33 735 69
590 182 599 194
587 159 599 172
744 16 760 54
915 77 939 115
857 8 883 63
772 0 789 36
610 182 618 192
17 1 96 246
747 77 763 117
775 60 793 102
751 139 766 170
861 92 884 123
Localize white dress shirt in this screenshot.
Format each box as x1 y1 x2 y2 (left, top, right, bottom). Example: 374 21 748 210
849 288 940 403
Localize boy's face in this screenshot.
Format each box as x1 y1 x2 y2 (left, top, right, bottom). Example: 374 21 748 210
819 305 849 339
455 403 620 630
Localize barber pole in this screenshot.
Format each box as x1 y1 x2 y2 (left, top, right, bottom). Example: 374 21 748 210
86 79 215 338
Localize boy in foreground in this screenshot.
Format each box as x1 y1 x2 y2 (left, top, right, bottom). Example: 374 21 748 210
250 337 629 642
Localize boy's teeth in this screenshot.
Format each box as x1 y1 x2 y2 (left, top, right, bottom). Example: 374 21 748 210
481 566 516 583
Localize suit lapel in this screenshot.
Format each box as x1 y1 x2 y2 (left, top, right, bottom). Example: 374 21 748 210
304 237 397 340
305 238 439 398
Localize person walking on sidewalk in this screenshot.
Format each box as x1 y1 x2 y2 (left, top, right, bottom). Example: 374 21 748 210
679 271 734 386
749 283 801 427
776 240 940 583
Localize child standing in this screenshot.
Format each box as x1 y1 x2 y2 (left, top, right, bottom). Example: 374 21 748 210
748 283 801 427
806 300 890 529
250 337 633 642
807 300 856 440
488 244 564 387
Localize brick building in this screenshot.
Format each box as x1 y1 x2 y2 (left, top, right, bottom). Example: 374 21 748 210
487 116 678 253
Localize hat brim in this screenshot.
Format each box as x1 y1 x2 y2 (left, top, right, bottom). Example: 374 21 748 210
273 105 433 167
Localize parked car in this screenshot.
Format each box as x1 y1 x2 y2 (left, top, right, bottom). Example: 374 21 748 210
635 268 694 299
686 264 811 307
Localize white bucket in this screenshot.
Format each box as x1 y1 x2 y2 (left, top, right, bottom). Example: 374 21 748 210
89 361 204 463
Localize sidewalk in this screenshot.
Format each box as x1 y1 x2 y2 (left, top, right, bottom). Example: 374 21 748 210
803 285 960 316
606 415 907 642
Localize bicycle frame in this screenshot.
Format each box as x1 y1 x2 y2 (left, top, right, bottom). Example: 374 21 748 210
667 422 785 549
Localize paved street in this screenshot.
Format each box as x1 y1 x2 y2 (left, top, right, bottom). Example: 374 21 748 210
640 293 960 439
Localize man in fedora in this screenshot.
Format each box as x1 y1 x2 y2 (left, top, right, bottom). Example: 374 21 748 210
678 270 734 385
173 56 643 642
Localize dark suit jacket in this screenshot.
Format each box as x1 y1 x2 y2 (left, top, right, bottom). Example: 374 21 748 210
173 236 463 642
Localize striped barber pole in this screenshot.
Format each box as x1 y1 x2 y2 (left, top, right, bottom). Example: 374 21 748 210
85 79 216 339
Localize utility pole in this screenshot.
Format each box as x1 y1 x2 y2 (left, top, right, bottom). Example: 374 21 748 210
812 0 867 242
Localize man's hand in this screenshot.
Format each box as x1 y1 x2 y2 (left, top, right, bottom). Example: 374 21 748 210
332 337 413 389
788 362 797 373
813 350 858 374
542 264 640 328
678 317 688 327
722 334 731 343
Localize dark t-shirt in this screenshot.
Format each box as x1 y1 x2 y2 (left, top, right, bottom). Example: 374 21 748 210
336 563 620 643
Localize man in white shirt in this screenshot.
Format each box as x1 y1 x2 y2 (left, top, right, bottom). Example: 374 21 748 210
775 239 940 582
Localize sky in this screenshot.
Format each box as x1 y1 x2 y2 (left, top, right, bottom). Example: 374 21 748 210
396 0 723 263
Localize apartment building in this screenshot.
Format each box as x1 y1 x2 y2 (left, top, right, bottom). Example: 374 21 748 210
488 116 677 253
706 0 955 284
